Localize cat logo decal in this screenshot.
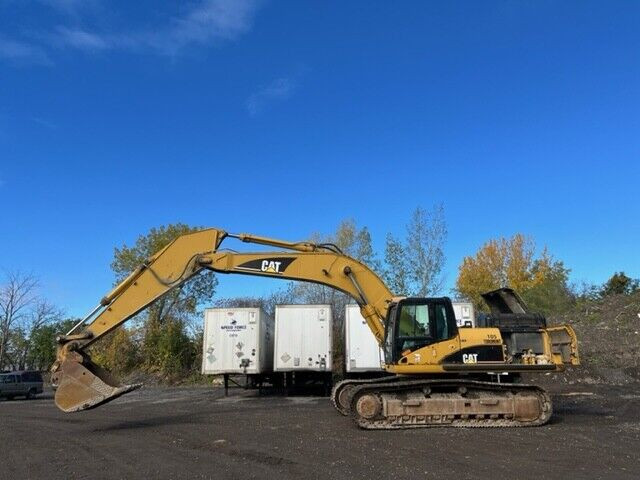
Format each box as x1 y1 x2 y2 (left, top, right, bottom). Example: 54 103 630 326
235 257 295 275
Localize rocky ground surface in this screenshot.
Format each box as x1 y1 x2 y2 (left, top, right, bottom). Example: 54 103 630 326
1 382 639 480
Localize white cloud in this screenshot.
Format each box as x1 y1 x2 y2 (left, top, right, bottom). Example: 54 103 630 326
0 0 261 65
0 37 52 66
55 26 109 51
246 77 296 116
52 0 261 56
171 0 259 44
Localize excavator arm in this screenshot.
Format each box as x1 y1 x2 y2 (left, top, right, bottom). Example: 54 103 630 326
51 228 393 412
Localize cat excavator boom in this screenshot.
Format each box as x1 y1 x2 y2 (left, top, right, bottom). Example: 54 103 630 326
52 227 579 429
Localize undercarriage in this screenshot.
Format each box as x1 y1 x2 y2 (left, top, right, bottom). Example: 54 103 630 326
332 376 552 429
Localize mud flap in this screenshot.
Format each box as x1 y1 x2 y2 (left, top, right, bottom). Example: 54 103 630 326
547 325 580 365
53 352 141 413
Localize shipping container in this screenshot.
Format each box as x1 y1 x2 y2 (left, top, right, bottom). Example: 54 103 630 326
345 304 384 373
452 302 475 327
201 307 274 375
274 305 332 372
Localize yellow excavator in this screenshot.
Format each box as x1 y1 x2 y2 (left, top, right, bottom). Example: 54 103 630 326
51 228 579 429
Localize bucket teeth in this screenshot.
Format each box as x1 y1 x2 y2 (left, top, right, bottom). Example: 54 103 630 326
54 355 141 413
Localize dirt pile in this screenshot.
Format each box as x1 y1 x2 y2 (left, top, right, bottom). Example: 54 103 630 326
550 291 640 384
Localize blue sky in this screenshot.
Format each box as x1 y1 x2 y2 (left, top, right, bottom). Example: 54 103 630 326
1 0 639 317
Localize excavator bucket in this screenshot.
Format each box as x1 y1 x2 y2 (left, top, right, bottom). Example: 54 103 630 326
53 352 141 413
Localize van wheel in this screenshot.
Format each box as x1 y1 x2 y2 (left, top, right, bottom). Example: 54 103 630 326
7 395 14 401
26 389 36 400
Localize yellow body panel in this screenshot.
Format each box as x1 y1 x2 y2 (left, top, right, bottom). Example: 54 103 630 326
386 325 578 373
388 328 493 372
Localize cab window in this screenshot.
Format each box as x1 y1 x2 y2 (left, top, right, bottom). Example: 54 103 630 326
2 375 15 384
383 305 397 364
396 304 432 353
435 303 450 340
398 304 431 337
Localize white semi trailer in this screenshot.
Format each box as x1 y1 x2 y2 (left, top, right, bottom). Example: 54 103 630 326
345 304 384 373
452 302 475 327
274 305 333 393
201 307 275 394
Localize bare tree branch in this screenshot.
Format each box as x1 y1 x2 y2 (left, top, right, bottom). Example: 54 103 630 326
0 272 39 370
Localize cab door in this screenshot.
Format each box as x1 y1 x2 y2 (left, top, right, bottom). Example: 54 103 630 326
388 298 459 364
425 301 461 364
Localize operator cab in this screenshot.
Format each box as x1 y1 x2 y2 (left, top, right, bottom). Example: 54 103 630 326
383 297 458 364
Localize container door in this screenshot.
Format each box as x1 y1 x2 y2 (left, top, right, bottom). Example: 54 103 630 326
259 312 274 372
244 310 260 372
275 308 296 370
274 307 331 371
202 312 219 373
224 310 257 373
314 307 330 370
296 307 327 370
204 310 259 374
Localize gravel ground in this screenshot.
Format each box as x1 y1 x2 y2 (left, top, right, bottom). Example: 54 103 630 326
1 383 639 480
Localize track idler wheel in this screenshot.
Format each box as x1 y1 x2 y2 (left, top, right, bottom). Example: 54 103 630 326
355 393 382 420
331 382 357 416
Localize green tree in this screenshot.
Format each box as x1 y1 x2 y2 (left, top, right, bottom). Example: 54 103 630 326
456 234 574 313
90 327 140 375
521 258 574 315
143 316 194 377
0 272 66 371
6 327 28 371
355 226 382 273
600 272 640 297
383 233 409 295
382 205 448 296
456 234 537 309
112 224 218 325
27 319 76 371
111 224 218 375
406 204 447 296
